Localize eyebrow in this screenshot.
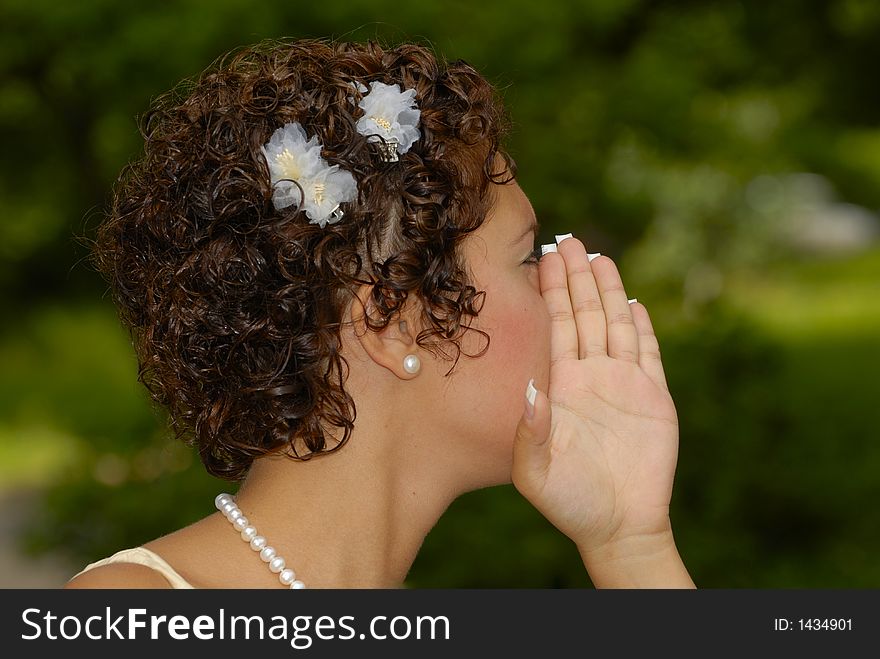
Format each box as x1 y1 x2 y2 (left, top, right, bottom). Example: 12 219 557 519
511 216 540 246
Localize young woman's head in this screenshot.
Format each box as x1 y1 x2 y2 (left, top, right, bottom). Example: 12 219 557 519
91 37 550 490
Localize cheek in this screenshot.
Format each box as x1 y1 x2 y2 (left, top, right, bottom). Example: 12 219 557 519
447 270 551 481
493 286 550 379
469 276 550 477
470 273 550 402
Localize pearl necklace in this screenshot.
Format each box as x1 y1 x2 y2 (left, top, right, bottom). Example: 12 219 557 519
215 492 307 589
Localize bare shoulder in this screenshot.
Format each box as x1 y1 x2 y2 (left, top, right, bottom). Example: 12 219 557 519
64 562 173 589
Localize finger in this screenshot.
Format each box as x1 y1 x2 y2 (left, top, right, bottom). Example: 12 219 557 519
590 255 639 363
538 247 578 365
554 235 606 359
511 378 553 500
629 300 670 393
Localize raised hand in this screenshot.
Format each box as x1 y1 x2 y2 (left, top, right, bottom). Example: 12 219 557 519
511 234 682 563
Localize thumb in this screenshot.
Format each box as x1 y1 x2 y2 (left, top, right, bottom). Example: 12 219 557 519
511 378 552 493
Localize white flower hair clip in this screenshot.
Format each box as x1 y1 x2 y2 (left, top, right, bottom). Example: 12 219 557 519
261 122 358 228
349 80 421 162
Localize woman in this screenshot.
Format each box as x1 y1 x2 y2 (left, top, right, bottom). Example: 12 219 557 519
65 37 694 589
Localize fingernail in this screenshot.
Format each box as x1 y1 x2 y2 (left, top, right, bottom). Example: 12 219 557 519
555 233 573 244
587 252 601 262
541 243 558 256
628 298 638 304
525 378 537 419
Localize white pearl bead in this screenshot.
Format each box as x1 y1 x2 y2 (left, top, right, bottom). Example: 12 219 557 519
228 508 242 521
250 535 266 551
233 516 249 531
241 526 257 541
403 353 420 374
215 493 232 510
269 556 285 573
221 501 236 517
279 568 296 585
290 580 306 589
260 546 276 562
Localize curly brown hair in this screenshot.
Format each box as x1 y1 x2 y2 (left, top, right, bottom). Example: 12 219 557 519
89 36 517 481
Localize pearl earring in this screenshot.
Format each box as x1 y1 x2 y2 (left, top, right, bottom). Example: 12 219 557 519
403 354 421 374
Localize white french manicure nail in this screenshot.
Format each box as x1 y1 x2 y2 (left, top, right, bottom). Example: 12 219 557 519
628 298 638 304
587 252 601 262
555 233 573 244
541 243 558 255
526 378 537 406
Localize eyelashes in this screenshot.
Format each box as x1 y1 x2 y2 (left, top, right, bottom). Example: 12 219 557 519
523 245 542 266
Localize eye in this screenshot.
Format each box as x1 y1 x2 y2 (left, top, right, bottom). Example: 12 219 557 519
522 245 542 266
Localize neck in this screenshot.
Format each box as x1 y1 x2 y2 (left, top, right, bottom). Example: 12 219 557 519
230 408 462 588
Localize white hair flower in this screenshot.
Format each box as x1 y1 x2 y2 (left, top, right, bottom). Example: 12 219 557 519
261 122 358 228
350 80 421 162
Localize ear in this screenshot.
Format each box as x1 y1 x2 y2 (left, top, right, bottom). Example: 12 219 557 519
349 282 424 379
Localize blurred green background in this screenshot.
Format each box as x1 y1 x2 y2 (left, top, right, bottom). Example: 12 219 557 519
1 0 878 588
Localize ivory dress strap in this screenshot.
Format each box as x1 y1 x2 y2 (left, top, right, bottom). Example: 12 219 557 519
70 546 195 589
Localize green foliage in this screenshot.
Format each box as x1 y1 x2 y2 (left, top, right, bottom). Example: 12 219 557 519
1 0 878 587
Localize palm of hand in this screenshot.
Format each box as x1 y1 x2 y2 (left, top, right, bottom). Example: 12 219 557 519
541 353 679 547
